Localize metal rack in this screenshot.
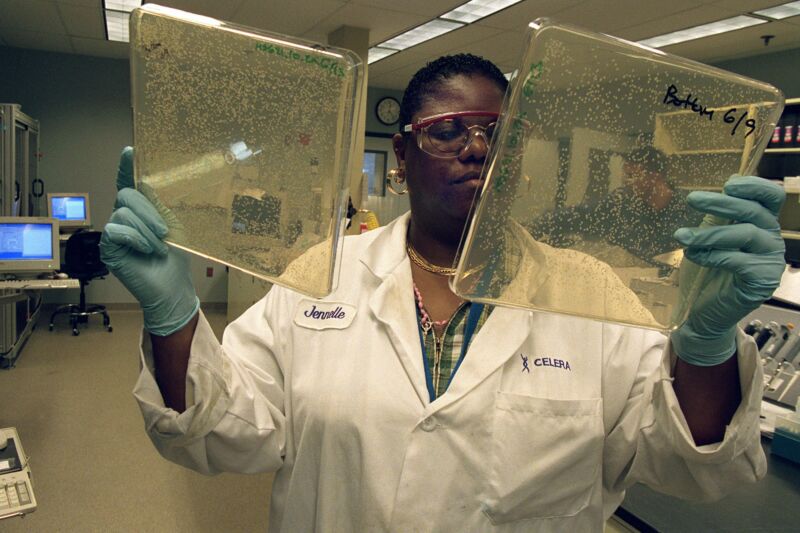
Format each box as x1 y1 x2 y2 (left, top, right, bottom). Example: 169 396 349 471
764 97 800 155
1 104 42 217
0 104 44 368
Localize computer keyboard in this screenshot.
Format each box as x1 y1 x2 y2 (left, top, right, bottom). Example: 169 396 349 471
0 427 37 520
0 278 79 289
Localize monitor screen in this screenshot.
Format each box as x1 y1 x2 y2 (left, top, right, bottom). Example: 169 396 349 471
47 193 91 229
0 217 60 275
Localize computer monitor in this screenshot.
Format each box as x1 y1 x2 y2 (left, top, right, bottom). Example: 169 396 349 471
0 217 61 276
47 192 91 230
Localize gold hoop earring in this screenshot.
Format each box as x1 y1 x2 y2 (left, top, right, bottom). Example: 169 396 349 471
386 167 408 195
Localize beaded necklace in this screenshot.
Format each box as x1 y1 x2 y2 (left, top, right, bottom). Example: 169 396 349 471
413 282 469 395
412 282 449 331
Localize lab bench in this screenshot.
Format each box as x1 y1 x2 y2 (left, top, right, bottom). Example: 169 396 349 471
618 438 800 532
616 301 800 532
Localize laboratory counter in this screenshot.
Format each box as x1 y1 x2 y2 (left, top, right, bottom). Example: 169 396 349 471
618 438 800 532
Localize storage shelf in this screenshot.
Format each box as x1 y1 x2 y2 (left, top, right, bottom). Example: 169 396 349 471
673 149 743 155
765 148 800 154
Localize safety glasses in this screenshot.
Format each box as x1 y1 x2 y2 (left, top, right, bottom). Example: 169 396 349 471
403 111 500 159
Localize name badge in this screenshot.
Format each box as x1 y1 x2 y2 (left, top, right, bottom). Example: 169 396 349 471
294 300 356 330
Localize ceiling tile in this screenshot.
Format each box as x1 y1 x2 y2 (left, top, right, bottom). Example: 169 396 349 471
0 0 65 32
0 0 798 93
57 0 105 6
472 0 584 30
616 4 755 41
230 0 346 37
155 0 247 21
302 4 429 45
371 31 527 81
370 23 500 75
368 62 425 90
775 14 800 26
544 0 708 33
350 0 464 18
71 35 130 58
707 0 788 11
58 4 105 39
662 19 800 63
449 29 528 65
1 29 74 53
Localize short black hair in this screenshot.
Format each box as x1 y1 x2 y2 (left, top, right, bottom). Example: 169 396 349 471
399 53 508 131
626 145 669 175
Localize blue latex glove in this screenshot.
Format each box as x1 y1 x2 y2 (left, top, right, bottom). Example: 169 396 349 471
671 175 786 366
100 147 200 336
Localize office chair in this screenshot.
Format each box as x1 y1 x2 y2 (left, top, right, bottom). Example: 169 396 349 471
49 230 112 336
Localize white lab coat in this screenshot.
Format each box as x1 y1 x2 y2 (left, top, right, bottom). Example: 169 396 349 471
134 212 766 532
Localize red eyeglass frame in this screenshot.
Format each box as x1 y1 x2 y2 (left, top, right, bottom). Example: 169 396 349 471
402 110 500 133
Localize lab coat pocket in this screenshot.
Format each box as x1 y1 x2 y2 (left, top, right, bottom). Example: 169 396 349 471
483 392 603 524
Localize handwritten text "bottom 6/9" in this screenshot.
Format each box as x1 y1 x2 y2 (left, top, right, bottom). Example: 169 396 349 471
663 84 756 138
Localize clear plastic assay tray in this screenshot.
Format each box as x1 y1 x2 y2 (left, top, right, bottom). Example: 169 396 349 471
453 19 784 331
130 4 364 298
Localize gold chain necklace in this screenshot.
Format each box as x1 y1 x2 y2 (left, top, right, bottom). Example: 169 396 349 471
406 242 457 276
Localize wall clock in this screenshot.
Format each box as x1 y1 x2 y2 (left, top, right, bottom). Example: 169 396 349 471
376 96 400 126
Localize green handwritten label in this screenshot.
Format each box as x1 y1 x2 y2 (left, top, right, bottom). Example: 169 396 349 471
255 42 346 78
506 111 527 150
494 112 528 191
522 61 543 101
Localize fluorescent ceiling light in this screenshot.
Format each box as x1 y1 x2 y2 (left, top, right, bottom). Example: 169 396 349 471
637 15 766 48
368 47 399 64
105 10 131 42
104 0 142 12
380 19 464 51
440 0 523 23
103 0 141 42
754 1 800 20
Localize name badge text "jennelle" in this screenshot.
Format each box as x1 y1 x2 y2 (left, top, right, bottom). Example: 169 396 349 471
294 300 357 330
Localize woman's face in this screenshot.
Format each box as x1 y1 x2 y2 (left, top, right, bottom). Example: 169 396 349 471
393 74 505 238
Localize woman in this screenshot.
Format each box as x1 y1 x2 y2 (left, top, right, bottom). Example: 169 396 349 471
102 54 785 531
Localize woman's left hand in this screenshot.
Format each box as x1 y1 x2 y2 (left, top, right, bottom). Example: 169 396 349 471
670 175 786 366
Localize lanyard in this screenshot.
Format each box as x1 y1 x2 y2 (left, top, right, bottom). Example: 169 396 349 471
417 301 484 403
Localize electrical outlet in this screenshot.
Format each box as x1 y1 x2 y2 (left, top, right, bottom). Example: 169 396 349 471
206 267 214 277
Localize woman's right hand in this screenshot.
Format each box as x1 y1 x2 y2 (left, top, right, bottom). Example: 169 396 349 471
100 147 200 336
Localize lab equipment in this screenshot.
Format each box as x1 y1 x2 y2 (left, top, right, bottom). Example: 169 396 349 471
0 105 42 218
762 323 792 358
765 362 800 406
762 322 794 377
771 399 800 464
779 177 800 232
129 4 364 298
0 279 77 290
0 217 63 367
46 192 91 231
755 321 778 350
744 319 763 336
353 209 380 233
776 329 800 368
0 427 36 520
452 19 784 331
0 217 60 276
749 318 800 408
